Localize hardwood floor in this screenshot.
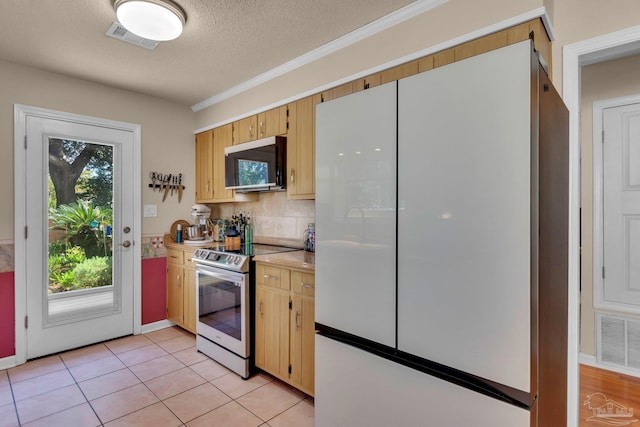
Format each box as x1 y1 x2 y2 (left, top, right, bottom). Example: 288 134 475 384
580 364 640 426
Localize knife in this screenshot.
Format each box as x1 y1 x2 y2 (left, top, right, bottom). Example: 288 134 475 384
162 174 172 202
178 173 183 203
171 176 175 196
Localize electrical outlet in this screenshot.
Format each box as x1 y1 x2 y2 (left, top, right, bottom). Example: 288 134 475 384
144 204 158 217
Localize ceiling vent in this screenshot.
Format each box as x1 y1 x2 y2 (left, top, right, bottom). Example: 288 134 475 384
106 22 160 50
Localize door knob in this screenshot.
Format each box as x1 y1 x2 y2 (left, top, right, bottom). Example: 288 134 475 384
121 241 132 248
123 226 131 233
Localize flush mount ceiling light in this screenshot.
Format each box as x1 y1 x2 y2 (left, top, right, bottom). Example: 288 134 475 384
113 0 186 41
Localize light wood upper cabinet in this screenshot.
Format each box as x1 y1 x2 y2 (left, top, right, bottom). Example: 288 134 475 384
287 95 318 200
234 115 257 144
330 82 354 100
212 123 234 202
234 105 288 144
258 105 288 139
195 130 214 202
454 31 508 61
380 61 418 84
195 127 258 204
353 73 381 92
504 19 552 74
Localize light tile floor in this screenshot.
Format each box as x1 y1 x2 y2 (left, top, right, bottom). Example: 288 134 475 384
0 327 314 427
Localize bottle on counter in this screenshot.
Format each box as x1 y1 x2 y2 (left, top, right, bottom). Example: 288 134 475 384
176 224 183 243
245 218 253 245
303 223 315 252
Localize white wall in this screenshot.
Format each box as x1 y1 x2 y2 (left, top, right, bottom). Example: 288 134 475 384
0 59 196 240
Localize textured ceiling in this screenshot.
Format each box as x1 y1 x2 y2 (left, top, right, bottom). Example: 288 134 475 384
0 0 416 107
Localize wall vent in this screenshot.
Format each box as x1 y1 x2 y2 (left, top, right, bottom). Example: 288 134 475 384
597 313 640 370
105 22 160 50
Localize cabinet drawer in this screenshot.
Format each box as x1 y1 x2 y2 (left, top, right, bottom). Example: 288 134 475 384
184 250 197 269
291 271 315 297
256 263 290 290
166 248 184 265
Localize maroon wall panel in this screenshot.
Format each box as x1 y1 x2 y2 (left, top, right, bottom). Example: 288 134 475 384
141 257 167 325
0 272 15 358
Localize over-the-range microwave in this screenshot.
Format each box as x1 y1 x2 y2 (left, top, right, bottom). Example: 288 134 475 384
224 135 286 192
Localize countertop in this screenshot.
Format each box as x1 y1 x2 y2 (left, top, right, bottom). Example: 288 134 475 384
163 233 223 251
163 233 315 271
253 250 315 272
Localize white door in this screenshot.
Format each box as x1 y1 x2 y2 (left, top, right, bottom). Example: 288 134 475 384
16 106 140 359
601 102 640 308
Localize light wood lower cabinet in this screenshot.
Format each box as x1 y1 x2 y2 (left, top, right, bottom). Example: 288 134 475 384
255 262 315 396
166 247 197 334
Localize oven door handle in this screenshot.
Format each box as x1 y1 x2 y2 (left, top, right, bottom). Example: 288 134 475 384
197 268 244 284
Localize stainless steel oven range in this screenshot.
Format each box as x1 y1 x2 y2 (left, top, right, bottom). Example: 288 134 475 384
193 248 251 378
192 244 300 379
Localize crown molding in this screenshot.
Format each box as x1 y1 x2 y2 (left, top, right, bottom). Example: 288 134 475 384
194 7 552 134
191 0 448 112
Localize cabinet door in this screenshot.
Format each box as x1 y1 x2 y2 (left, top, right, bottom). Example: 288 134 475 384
195 131 213 202
290 288 315 395
257 105 288 139
235 115 257 144
167 263 184 325
288 95 318 199
255 286 267 368
291 270 315 297
353 74 381 92
184 267 197 333
255 286 290 376
212 124 234 201
380 61 418 84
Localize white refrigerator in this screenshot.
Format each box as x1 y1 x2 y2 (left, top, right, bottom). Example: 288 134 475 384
315 40 568 426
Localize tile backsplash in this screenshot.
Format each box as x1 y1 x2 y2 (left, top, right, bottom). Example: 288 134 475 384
209 192 315 243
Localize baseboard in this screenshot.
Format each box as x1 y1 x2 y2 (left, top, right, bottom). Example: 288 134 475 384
140 319 175 334
0 355 17 370
580 352 640 379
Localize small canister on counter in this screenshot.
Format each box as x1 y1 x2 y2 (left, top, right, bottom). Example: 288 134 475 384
303 223 315 252
176 224 183 243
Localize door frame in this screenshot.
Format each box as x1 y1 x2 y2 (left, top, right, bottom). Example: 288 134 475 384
564 24 640 427
13 104 142 365
592 93 640 314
